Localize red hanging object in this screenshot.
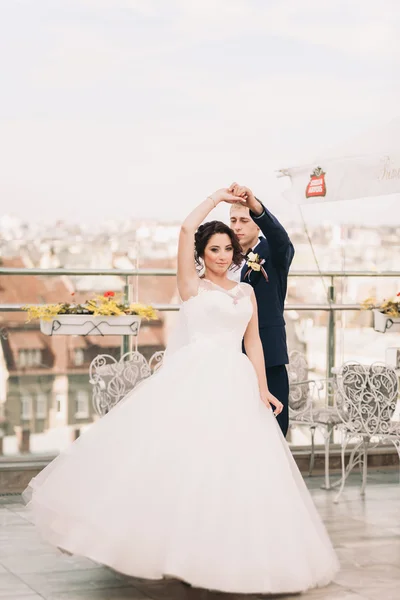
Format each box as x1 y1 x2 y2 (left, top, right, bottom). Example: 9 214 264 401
305 166 327 198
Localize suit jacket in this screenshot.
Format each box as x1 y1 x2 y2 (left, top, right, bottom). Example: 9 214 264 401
241 203 295 367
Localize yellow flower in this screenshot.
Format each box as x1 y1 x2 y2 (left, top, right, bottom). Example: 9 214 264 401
23 304 64 322
246 252 262 272
22 292 157 322
248 262 261 271
361 295 400 317
128 303 157 320
360 297 376 311
86 296 125 316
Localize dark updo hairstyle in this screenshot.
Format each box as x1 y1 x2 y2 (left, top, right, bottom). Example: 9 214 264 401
194 220 243 270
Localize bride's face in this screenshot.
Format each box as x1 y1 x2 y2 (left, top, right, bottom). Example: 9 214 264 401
203 233 234 275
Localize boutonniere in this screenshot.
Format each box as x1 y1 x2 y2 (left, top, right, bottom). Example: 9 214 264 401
244 252 269 282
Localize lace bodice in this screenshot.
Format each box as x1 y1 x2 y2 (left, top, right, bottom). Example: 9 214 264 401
165 279 254 361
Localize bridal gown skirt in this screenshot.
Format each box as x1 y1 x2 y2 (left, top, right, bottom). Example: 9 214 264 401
24 337 339 594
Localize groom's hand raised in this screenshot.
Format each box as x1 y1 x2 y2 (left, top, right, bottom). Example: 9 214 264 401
228 182 264 216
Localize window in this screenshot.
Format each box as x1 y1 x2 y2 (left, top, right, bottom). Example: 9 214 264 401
18 349 42 368
36 393 47 419
75 390 89 418
21 395 32 420
56 394 64 414
73 348 85 366
19 351 27 368
32 349 41 365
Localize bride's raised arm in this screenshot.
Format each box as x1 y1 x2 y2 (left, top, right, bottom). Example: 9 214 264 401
177 188 244 301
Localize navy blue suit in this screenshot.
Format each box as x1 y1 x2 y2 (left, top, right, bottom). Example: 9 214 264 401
241 202 295 436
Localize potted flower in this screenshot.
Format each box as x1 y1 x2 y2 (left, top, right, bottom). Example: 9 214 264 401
362 293 400 333
23 291 157 336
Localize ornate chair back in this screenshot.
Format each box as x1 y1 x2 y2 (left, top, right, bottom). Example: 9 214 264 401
336 362 398 436
288 350 311 414
89 350 165 416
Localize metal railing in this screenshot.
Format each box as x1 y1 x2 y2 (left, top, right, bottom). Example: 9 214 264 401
1 267 399 377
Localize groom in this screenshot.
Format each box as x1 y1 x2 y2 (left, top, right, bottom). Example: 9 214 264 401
227 183 295 437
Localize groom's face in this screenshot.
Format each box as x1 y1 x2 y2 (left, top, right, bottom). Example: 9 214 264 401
229 204 260 252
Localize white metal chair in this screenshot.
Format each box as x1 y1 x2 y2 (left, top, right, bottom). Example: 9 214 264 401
288 350 341 489
331 361 400 503
287 350 316 472
89 350 165 416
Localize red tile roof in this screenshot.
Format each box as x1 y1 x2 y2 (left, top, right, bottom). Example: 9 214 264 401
1 256 169 373
8 330 48 350
0 257 73 324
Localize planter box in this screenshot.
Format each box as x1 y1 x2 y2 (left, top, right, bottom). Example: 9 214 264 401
373 309 400 334
40 315 141 336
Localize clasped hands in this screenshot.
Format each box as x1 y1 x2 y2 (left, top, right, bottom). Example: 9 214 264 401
208 183 260 213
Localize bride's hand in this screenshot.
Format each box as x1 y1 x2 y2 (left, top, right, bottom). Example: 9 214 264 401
208 188 246 206
263 392 284 416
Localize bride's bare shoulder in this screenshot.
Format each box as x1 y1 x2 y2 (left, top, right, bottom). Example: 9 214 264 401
179 277 209 302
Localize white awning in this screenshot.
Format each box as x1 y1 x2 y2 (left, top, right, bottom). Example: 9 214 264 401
278 118 400 205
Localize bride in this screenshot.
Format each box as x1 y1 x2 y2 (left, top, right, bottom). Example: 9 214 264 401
23 189 339 595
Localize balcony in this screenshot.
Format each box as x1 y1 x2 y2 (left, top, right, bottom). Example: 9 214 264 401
0 266 399 599
0 266 399 474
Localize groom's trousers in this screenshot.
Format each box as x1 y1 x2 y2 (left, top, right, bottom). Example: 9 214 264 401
265 365 289 437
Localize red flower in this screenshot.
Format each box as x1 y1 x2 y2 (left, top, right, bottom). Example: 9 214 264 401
104 291 115 298
397 292 400 297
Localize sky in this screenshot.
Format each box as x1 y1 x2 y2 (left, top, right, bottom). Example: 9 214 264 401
0 0 399 227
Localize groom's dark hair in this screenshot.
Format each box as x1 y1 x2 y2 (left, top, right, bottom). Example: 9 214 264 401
194 221 243 268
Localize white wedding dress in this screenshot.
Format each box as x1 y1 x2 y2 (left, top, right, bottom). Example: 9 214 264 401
24 279 339 594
